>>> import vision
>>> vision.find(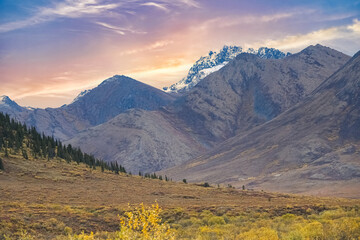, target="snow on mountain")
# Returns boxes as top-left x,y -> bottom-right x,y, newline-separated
163,46 -> 291,93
